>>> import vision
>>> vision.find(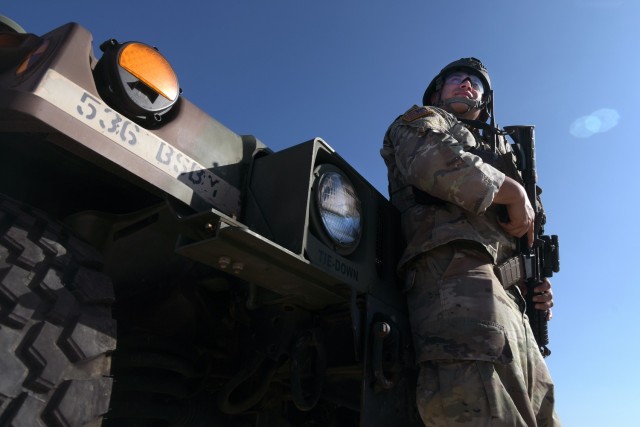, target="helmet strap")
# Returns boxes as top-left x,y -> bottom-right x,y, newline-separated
487,89 -> 496,127
441,97 -> 485,111
438,97 -> 485,119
